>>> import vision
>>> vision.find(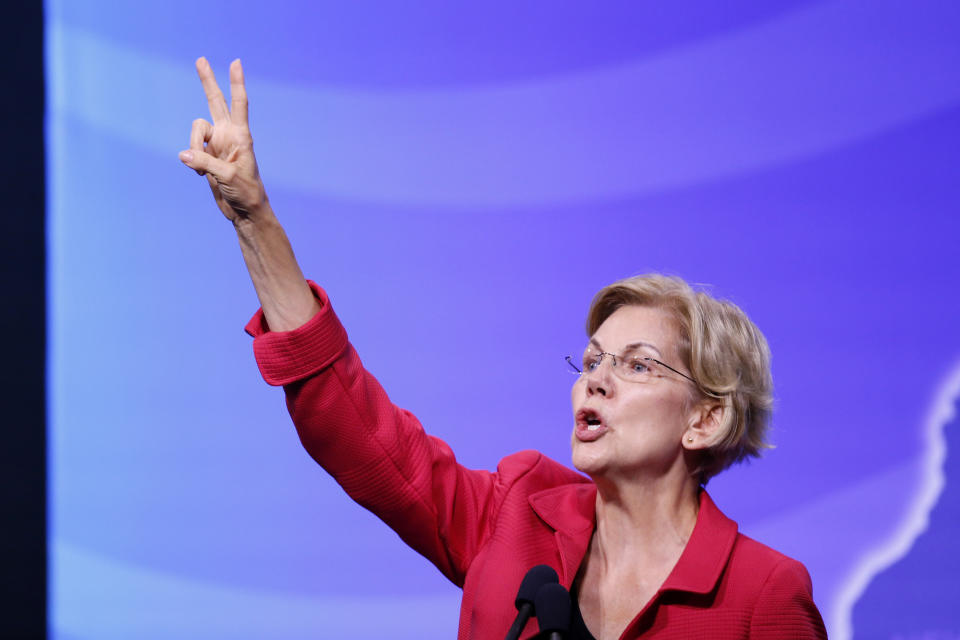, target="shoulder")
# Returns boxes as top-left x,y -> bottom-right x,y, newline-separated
495,450 -> 591,491
728,534 -> 813,589
726,535 -> 827,638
